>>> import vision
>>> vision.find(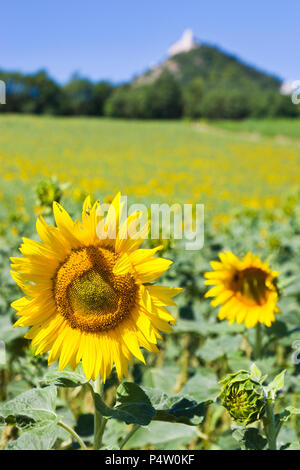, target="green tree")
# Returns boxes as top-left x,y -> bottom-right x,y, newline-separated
105,72 -> 183,119
147,71 -> 183,119
63,76 -> 96,115
268,93 -> 298,118
183,77 -> 204,118
200,88 -> 251,119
